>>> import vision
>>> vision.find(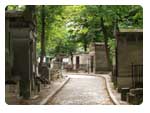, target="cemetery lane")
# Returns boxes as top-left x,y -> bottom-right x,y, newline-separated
47,74 -> 113,105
